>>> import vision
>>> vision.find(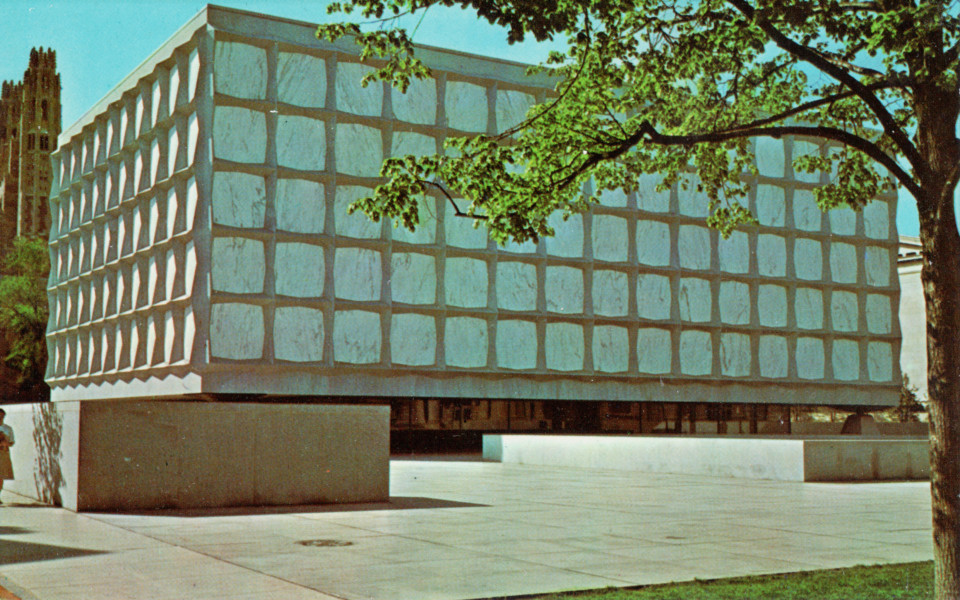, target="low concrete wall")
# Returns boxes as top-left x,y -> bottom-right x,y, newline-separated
483,434 -> 929,481
2,401 -> 390,511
